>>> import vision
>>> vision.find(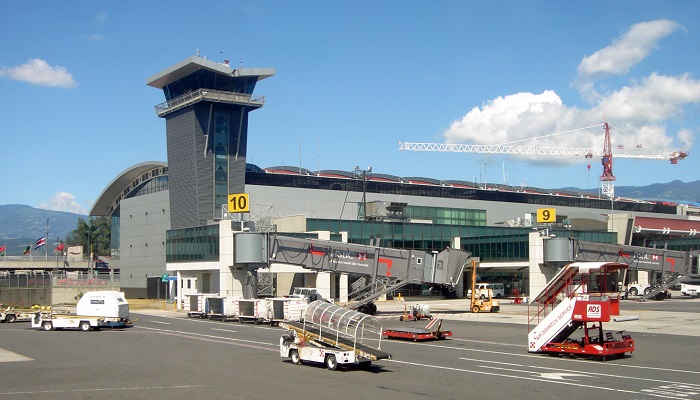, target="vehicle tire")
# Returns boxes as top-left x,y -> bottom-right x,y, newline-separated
491,306 -> 500,313
399,316 -> 404,321
290,349 -> 301,365
472,305 -> 480,313
643,287 -> 652,296
325,354 -> 338,371
496,294 -> 502,299
80,321 -> 91,331
5,314 -> 16,323
42,321 -> 53,331
628,287 -> 638,297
